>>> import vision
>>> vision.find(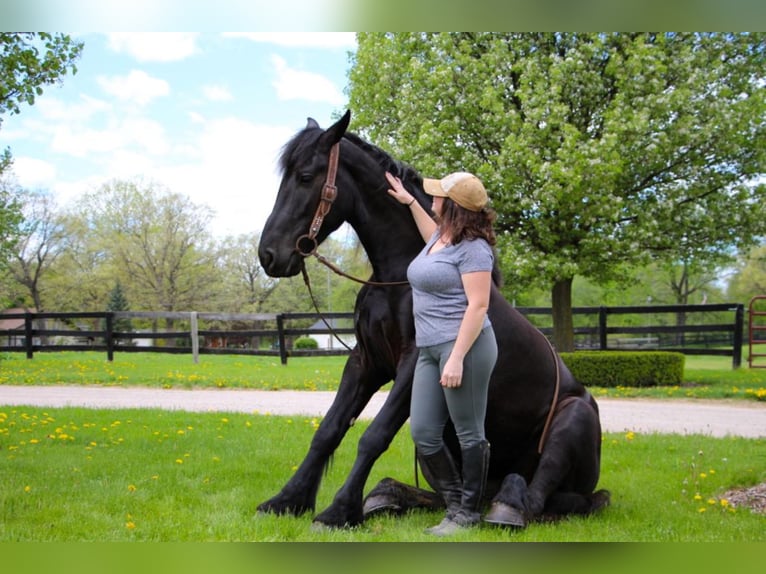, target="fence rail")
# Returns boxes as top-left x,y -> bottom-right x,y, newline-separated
0,303 -> 745,367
